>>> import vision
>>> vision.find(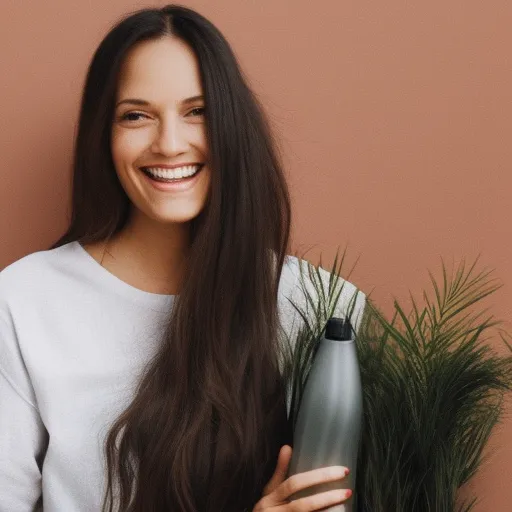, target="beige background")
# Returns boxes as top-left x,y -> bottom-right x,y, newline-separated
1,1 -> 510,508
